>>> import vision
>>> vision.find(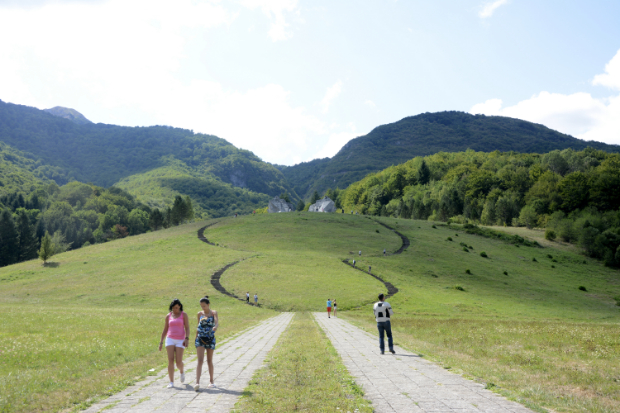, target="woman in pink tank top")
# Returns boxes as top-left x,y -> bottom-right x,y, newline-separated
159,298 -> 190,388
